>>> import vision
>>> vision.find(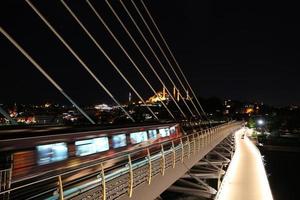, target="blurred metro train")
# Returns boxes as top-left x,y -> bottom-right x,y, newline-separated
0,122 -> 183,183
